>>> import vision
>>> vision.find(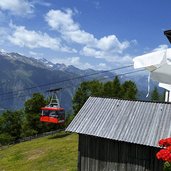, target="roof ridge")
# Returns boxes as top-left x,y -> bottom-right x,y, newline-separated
90,96 -> 171,105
